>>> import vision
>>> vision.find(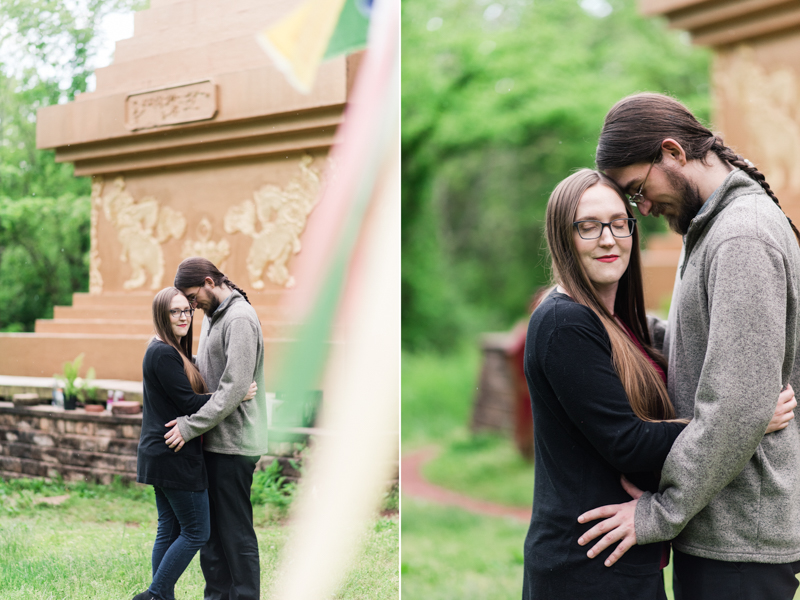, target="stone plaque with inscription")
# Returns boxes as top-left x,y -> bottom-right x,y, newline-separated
125,80 -> 217,131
